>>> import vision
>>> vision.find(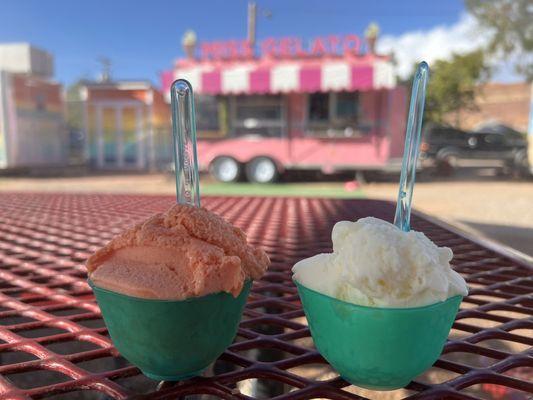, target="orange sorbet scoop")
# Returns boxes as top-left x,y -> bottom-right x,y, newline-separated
87,204 -> 270,300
